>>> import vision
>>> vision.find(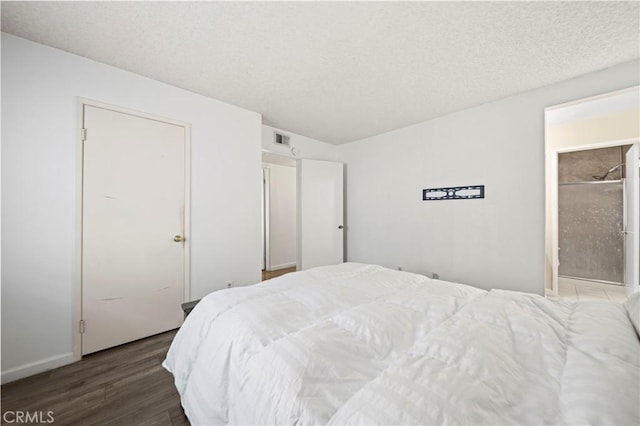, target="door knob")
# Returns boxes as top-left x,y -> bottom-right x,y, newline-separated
174,235 -> 185,242
338,225 -> 344,229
